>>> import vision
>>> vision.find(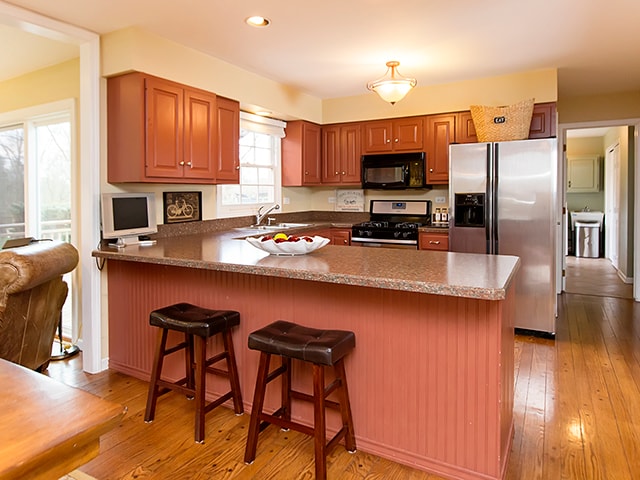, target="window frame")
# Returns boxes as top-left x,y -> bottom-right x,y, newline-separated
217,112 -> 286,218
